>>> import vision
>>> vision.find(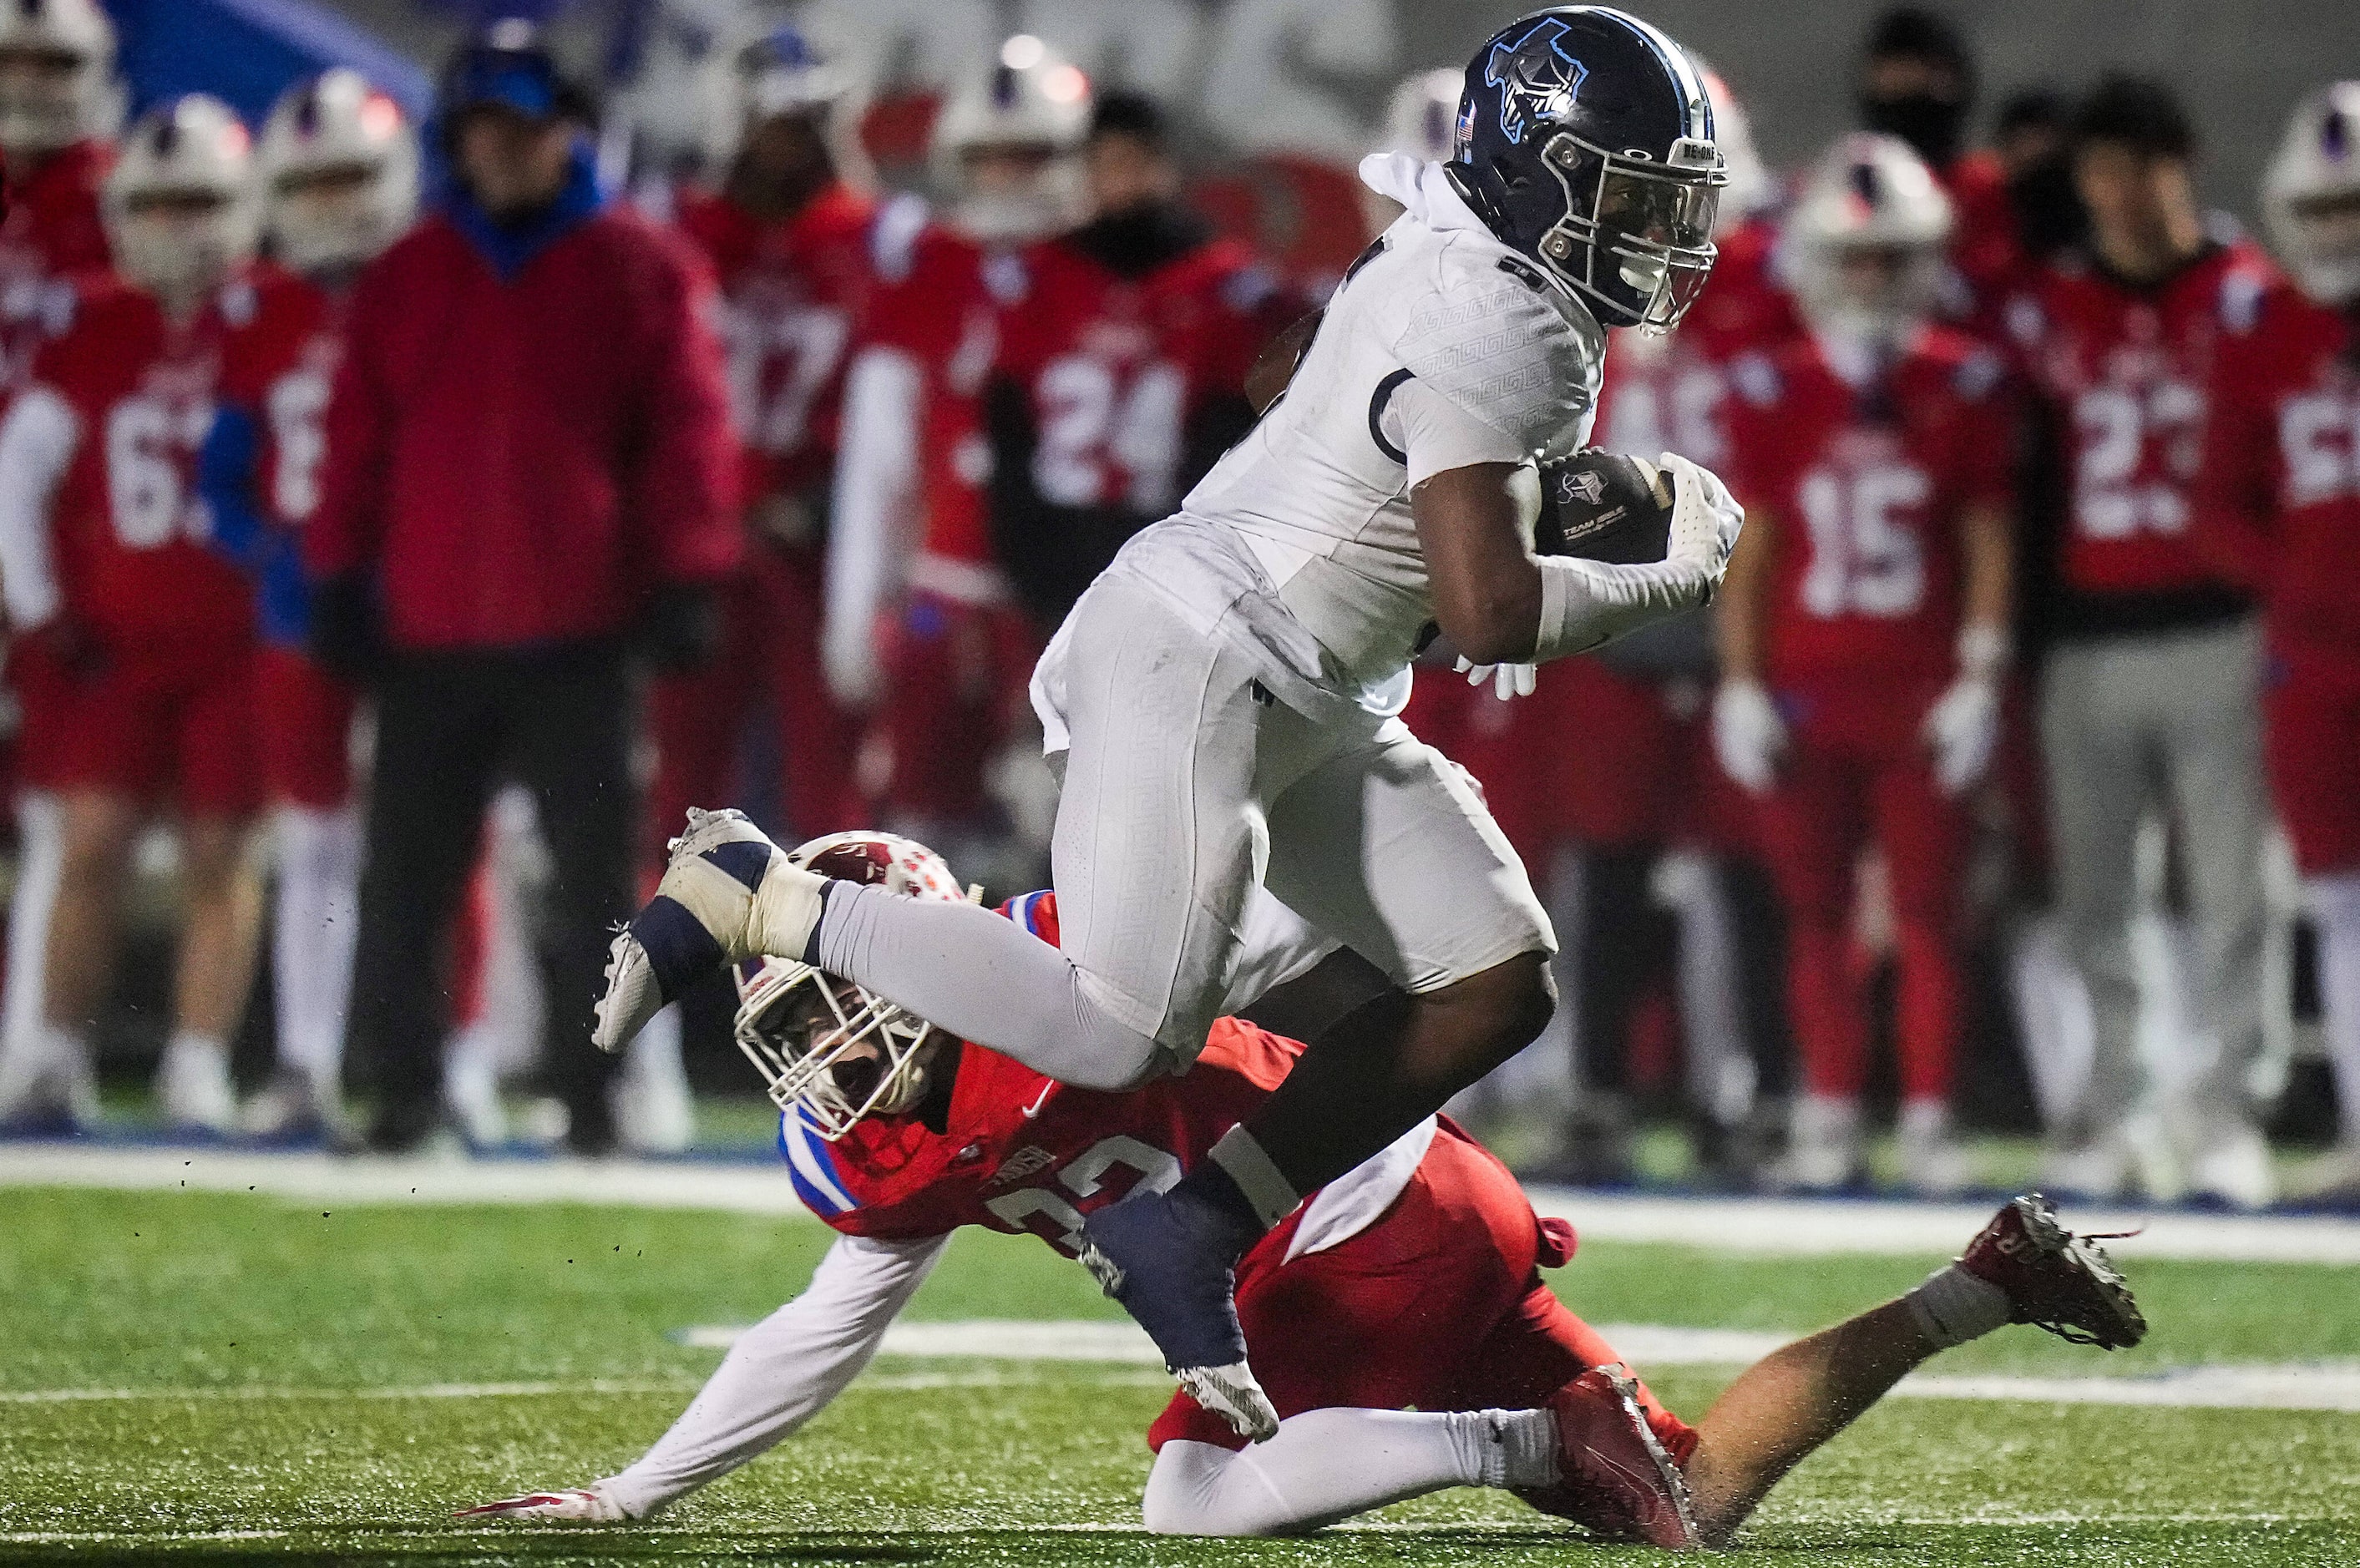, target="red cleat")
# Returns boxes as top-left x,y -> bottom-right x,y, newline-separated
1515,1364 -> 1699,1549
1958,1192 -> 2147,1349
